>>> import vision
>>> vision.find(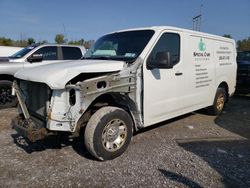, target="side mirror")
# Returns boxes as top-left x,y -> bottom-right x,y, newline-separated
147,51 -> 173,70
27,54 -> 43,63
